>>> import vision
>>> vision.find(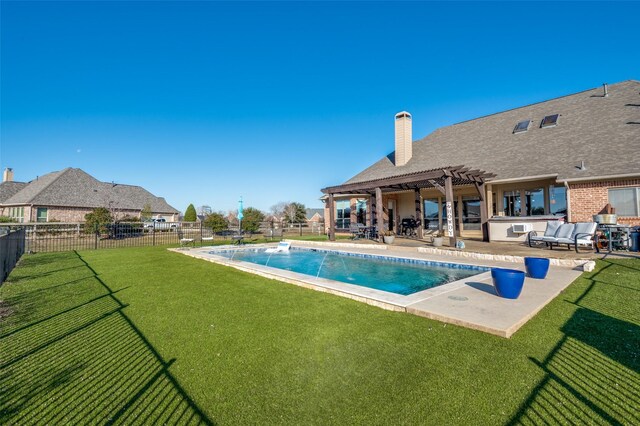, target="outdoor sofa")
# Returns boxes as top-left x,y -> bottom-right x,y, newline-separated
528,221 -> 599,253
